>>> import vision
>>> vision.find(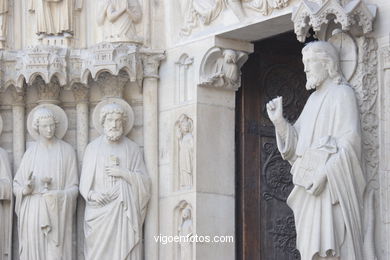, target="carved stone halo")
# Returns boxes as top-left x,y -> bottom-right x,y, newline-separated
92,98 -> 134,136
27,104 -> 69,140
